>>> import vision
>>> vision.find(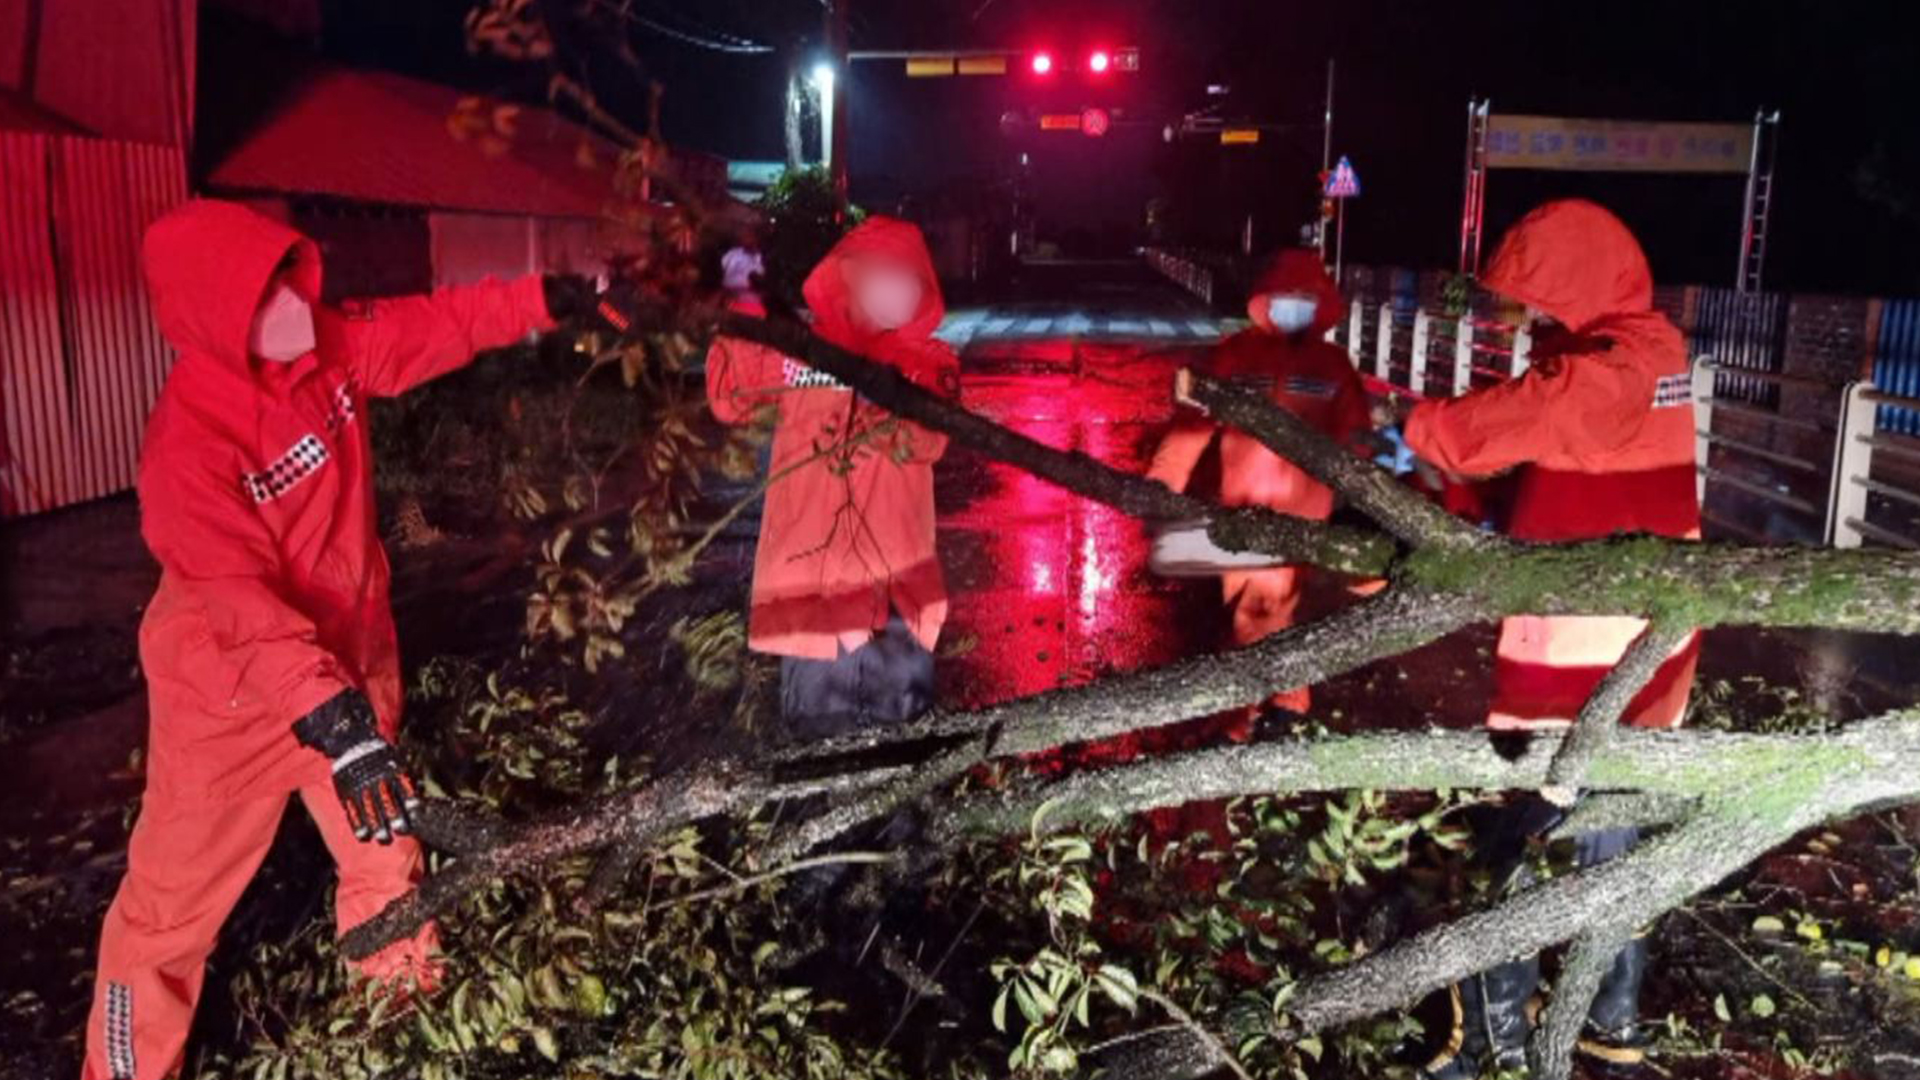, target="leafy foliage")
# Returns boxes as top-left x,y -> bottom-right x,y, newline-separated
756,166 -> 863,311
